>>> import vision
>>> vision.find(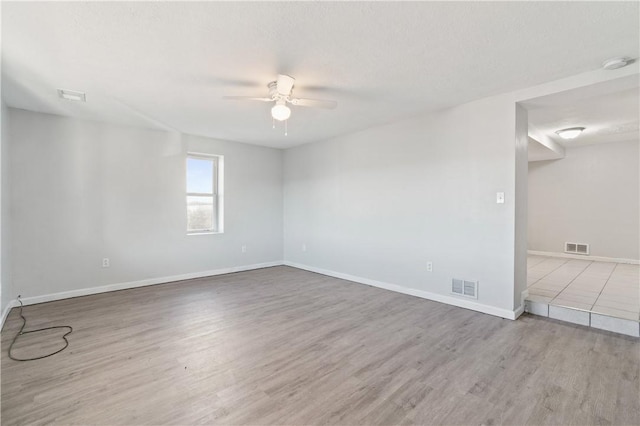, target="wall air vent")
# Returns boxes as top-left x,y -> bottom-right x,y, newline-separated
452,279 -> 463,295
565,242 -> 589,255
452,279 -> 478,299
